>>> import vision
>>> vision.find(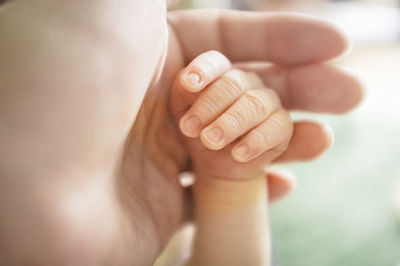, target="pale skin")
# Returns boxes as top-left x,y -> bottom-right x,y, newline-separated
171,50 -> 293,266
0,0 -> 363,265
